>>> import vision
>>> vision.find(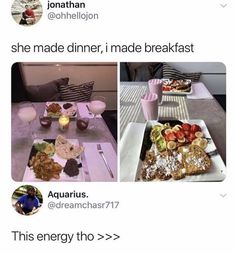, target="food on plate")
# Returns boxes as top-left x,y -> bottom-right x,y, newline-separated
29,152 -> 63,181
63,104 -> 77,117
34,142 -> 55,156
63,103 -> 73,109
46,103 -> 62,117
63,158 -> 81,177
55,135 -> 84,159
139,121 -> 212,181
181,145 -> 211,175
162,79 -> 191,93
